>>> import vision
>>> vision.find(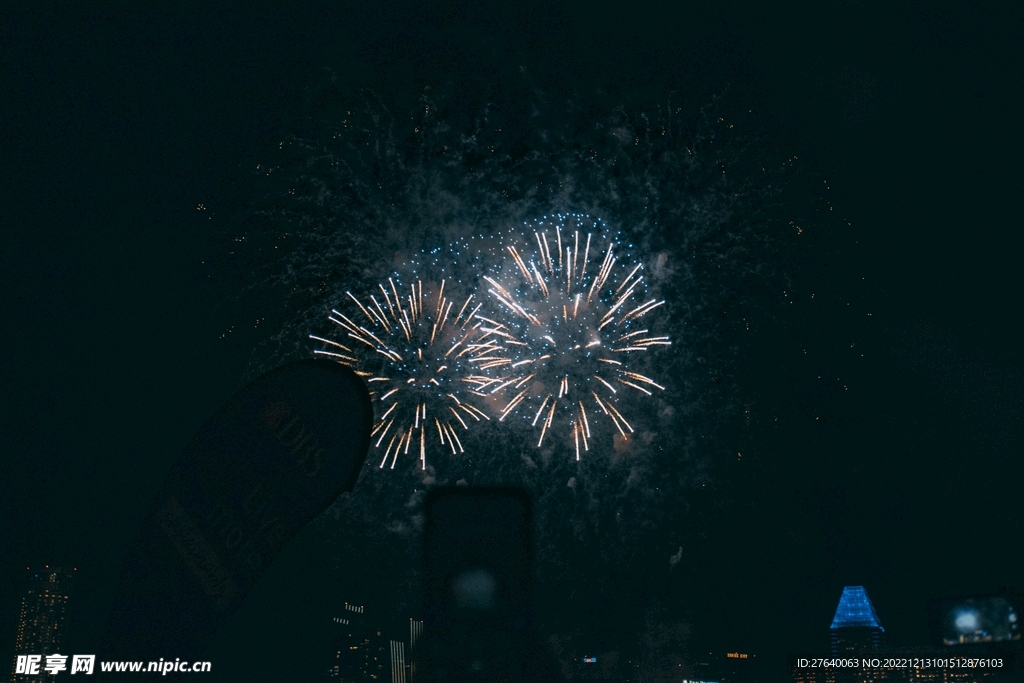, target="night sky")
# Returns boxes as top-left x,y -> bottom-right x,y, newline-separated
2,3 -> 1022,681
